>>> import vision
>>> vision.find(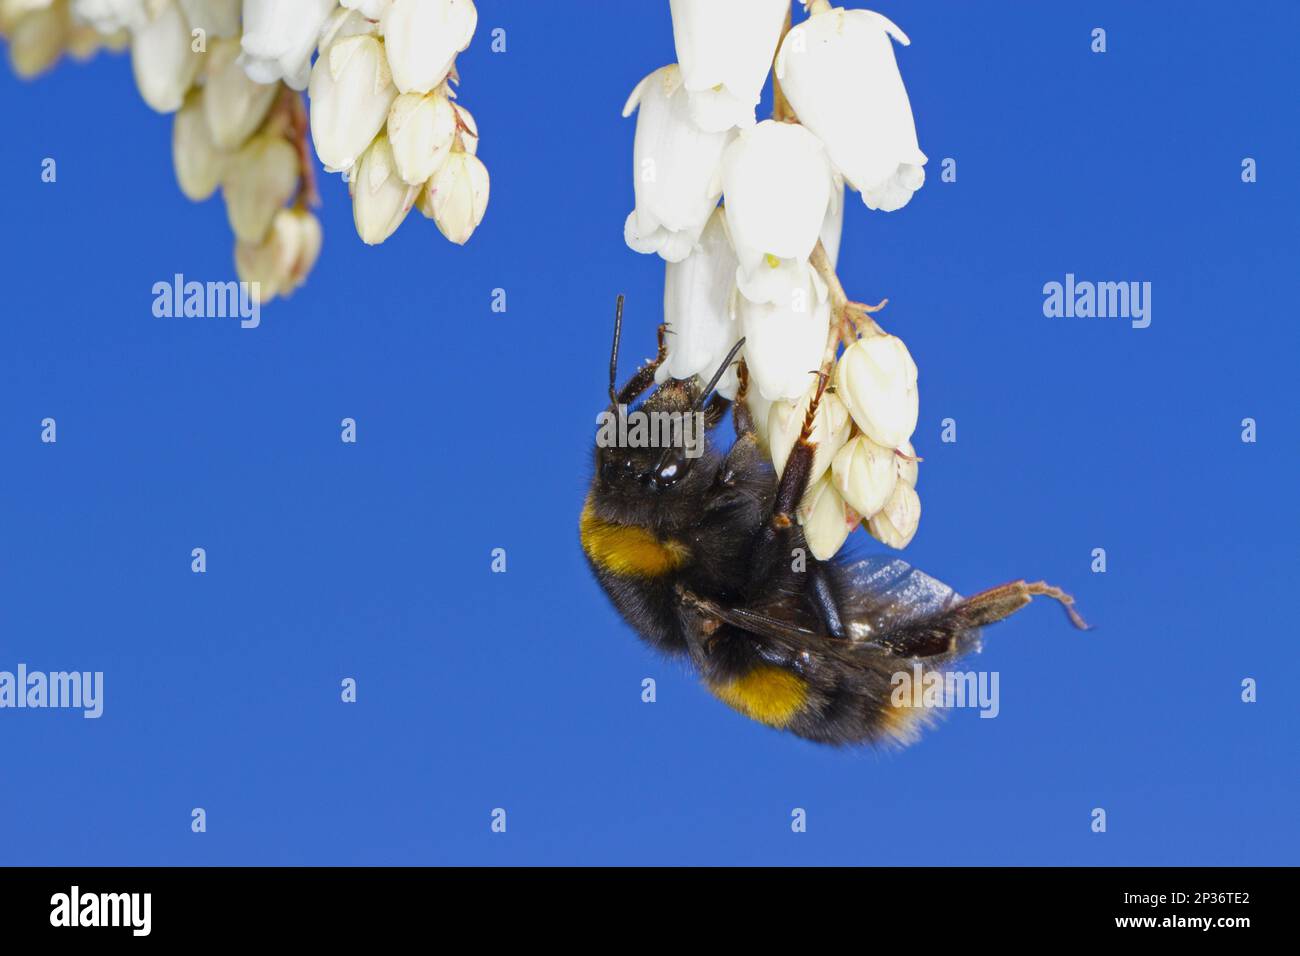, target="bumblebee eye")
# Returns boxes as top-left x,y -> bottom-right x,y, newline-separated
652,451 -> 687,489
